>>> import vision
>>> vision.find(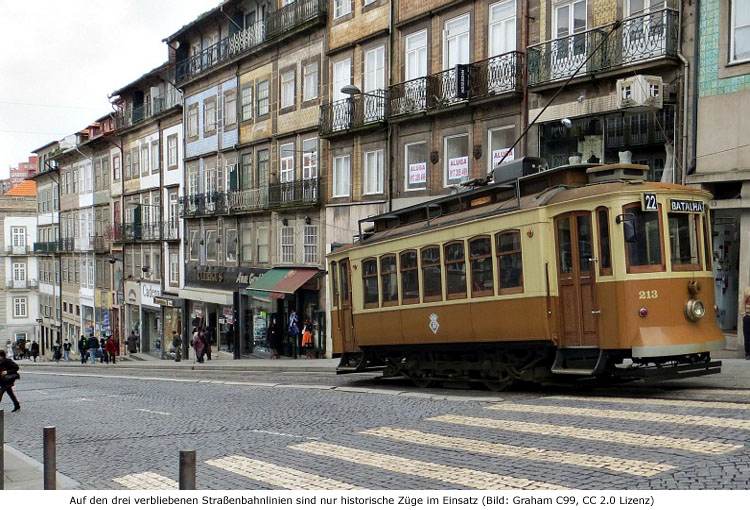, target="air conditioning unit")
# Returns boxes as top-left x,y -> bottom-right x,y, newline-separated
616,75 -> 663,111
